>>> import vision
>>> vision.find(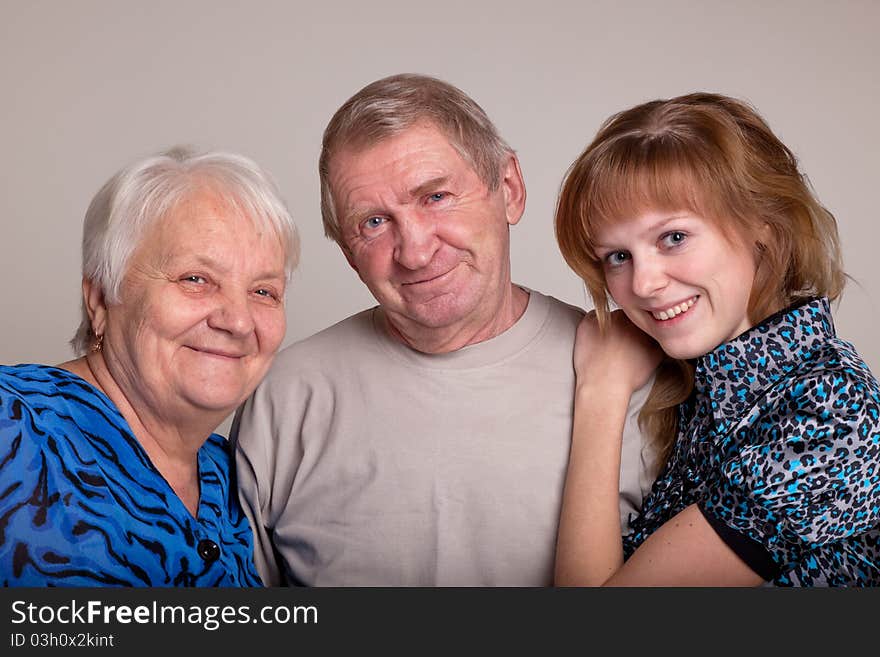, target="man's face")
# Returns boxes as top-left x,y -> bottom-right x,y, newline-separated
329,123 -> 525,346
